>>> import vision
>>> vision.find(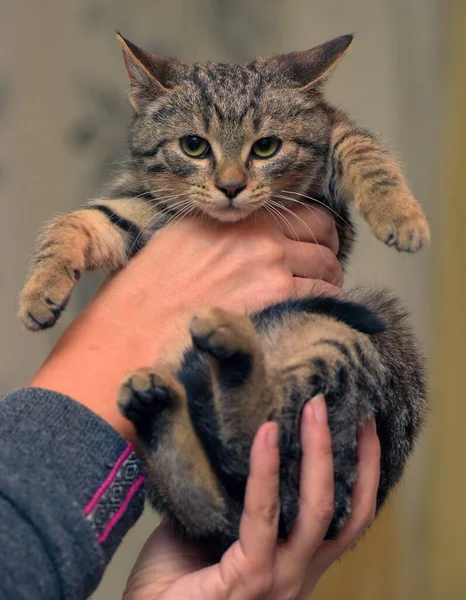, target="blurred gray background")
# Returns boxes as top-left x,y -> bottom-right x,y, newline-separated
1,0 -> 456,598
